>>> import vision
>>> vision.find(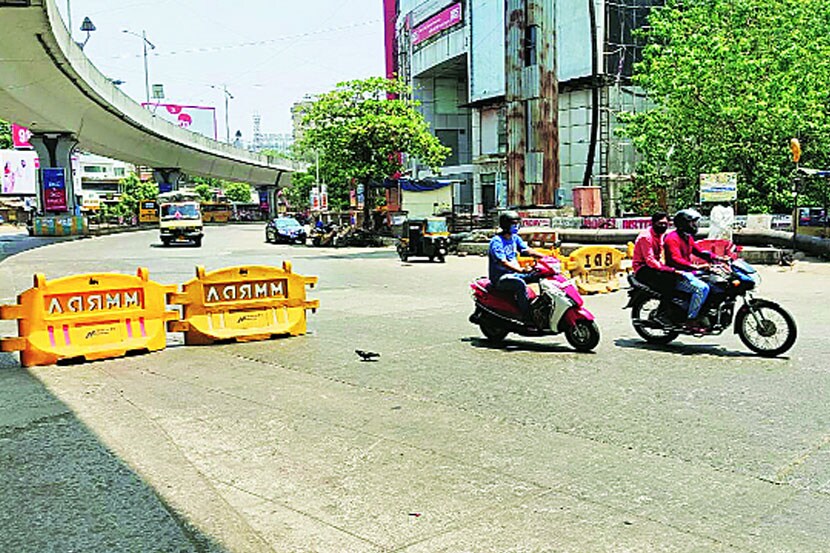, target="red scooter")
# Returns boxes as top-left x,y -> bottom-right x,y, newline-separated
469,256 -> 600,352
